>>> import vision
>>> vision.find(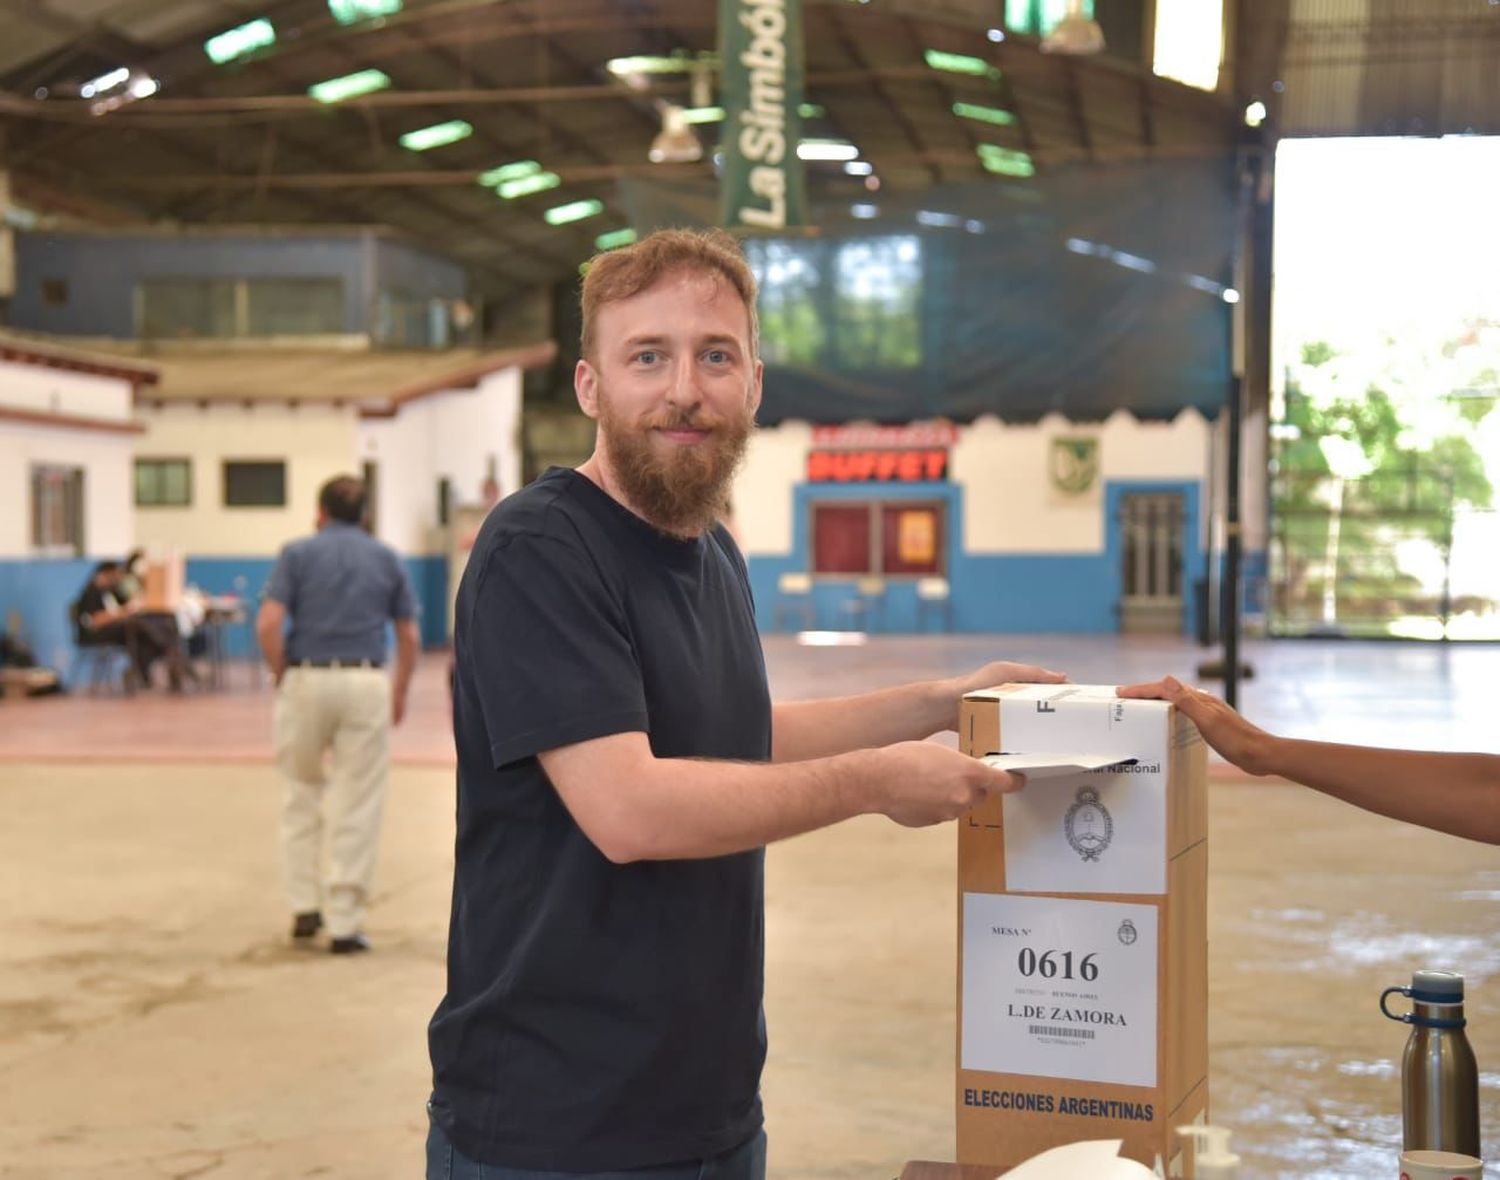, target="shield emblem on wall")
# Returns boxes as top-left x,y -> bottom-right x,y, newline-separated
1050,436 -> 1100,495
